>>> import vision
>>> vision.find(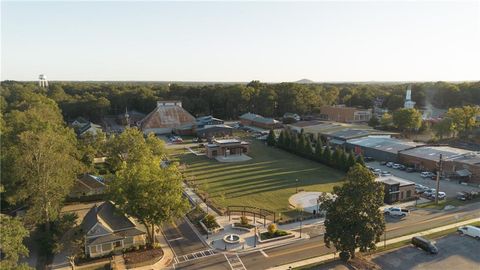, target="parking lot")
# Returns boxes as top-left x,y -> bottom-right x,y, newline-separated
367,161 -> 479,199
372,233 -> 480,269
